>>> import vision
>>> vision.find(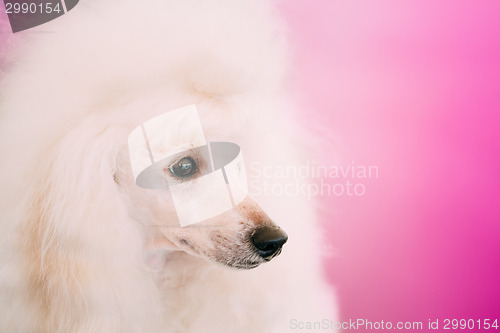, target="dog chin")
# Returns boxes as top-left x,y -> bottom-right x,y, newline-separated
217,260 -> 263,270
213,249 -> 284,270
